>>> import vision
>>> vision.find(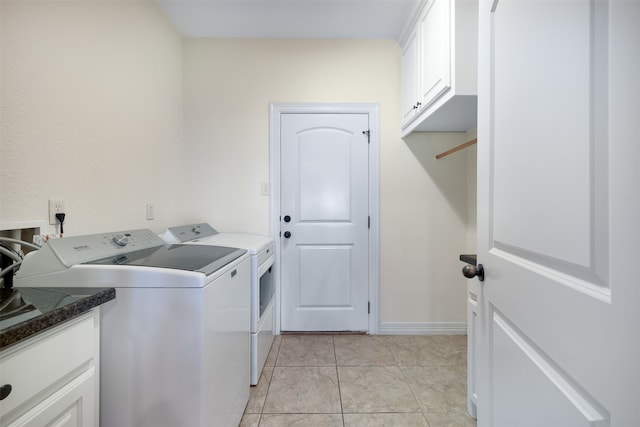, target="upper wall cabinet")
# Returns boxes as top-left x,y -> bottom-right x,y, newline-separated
400,0 -> 478,136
